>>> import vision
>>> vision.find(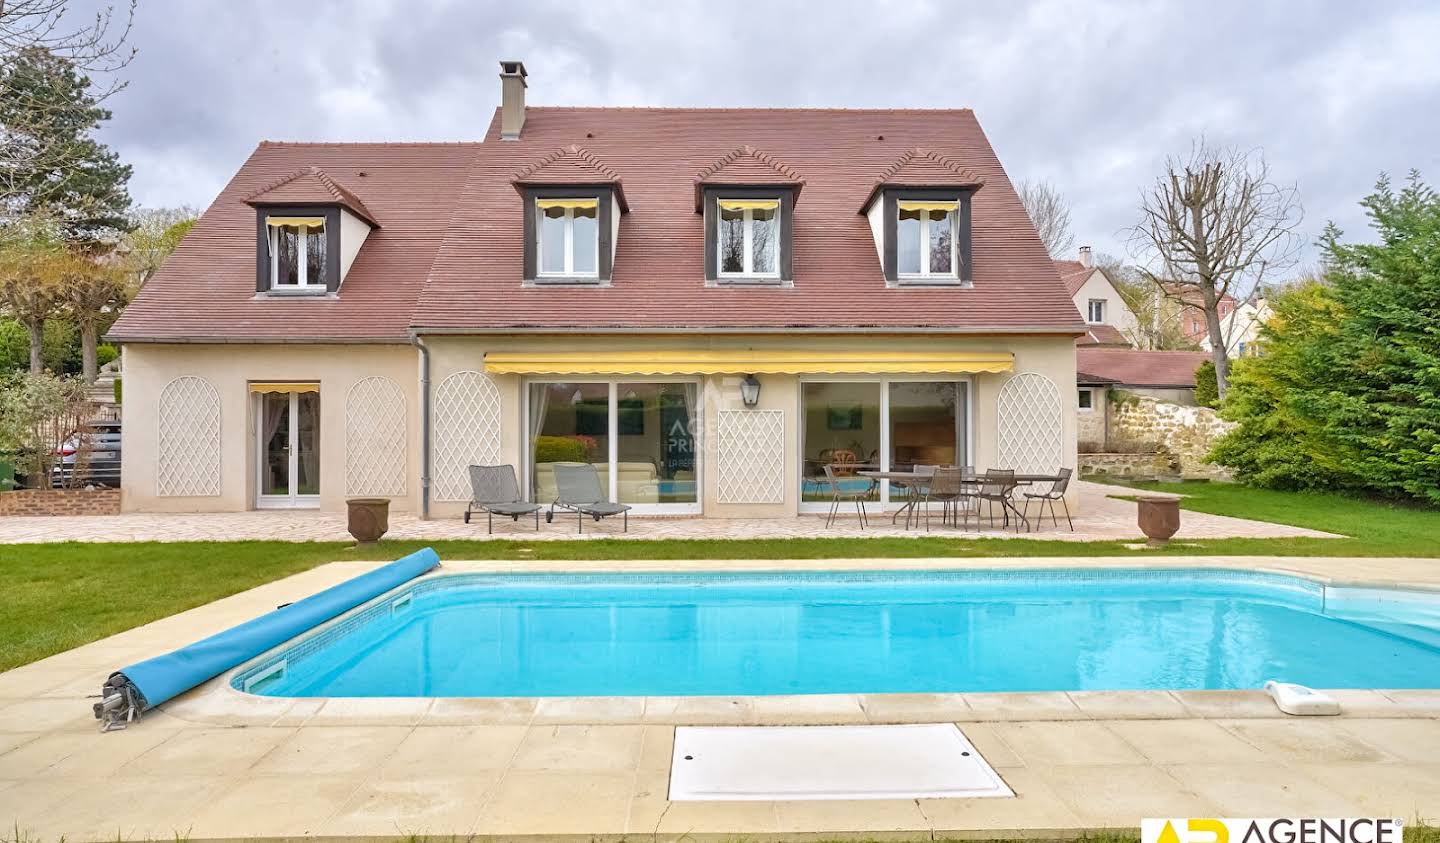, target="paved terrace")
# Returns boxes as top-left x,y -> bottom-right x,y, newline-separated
0,481 -> 1334,543
2,556 -> 1439,840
